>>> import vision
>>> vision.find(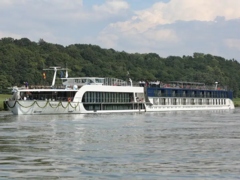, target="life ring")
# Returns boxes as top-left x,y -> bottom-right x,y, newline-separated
68,97 -> 71,102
